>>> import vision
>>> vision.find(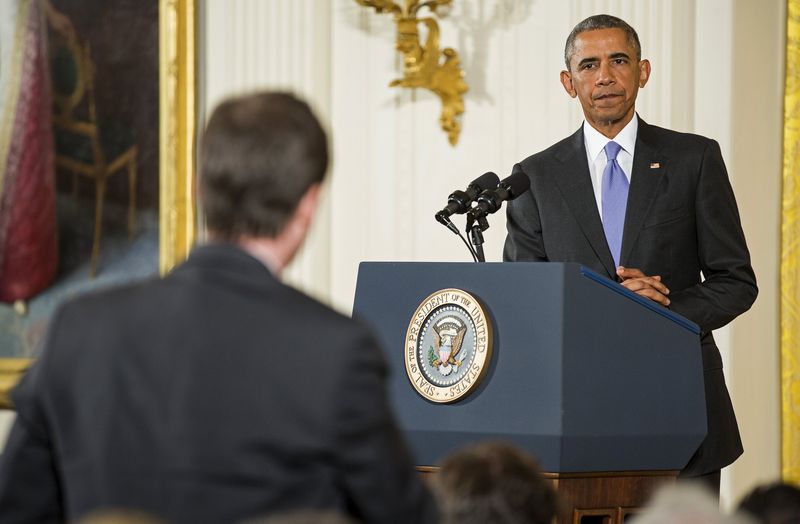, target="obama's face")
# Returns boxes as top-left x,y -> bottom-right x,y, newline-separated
560,28 -> 650,137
